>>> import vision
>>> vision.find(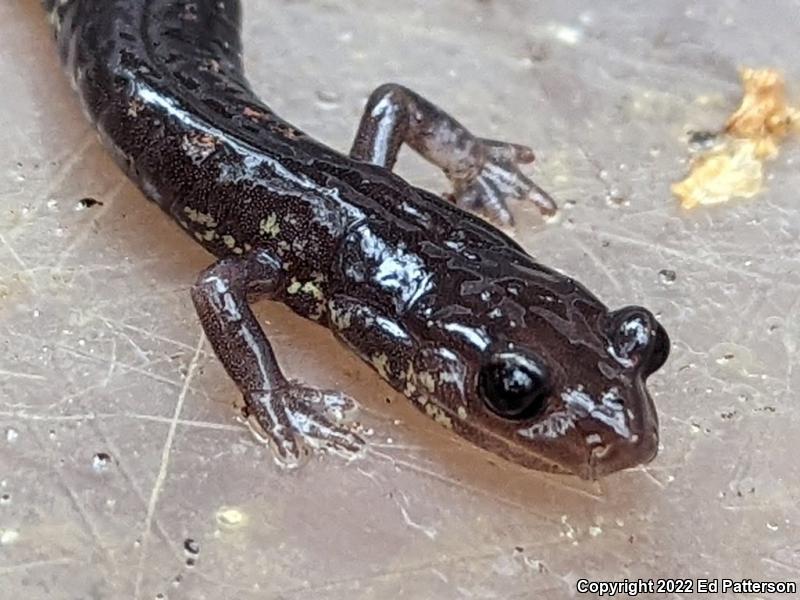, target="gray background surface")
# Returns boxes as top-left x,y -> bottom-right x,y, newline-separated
1,1 -> 798,598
